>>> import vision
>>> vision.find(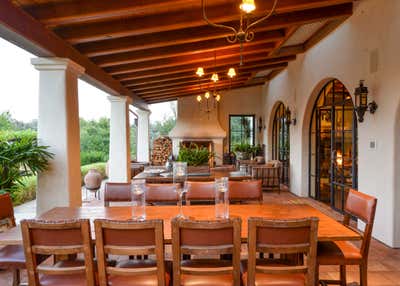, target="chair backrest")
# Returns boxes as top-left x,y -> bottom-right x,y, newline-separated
229,180 -> 262,203
185,181 -> 215,203
21,219 -> 95,286
146,183 -> 179,204
343,189 -> 377,259
171,217 -> 242,286
247,217 -> 319,286
104,182 -> 131,206
251,165 -> 281,189
0,193 -> 16,228
94,219 -> 166,286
